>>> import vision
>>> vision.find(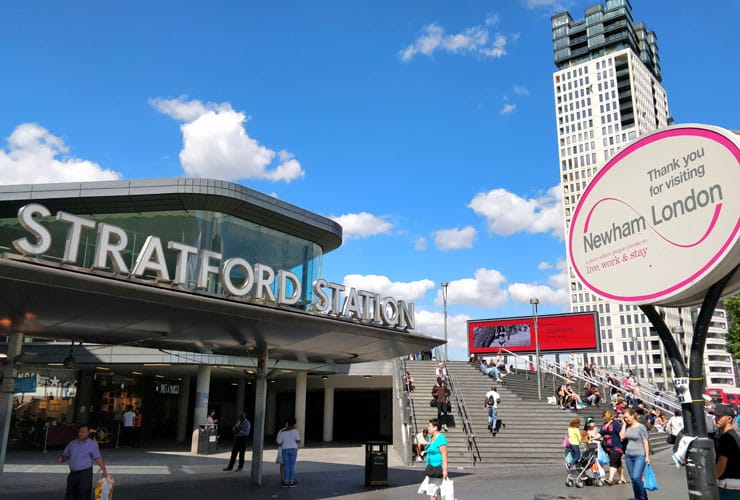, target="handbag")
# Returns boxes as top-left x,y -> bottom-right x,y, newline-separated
562,434 -> 569,448
643,464 -> 659,491
430,399 -> 438,407
440,478 -> 454,500
425,464 -> 444,478
666,433 -> 676,445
